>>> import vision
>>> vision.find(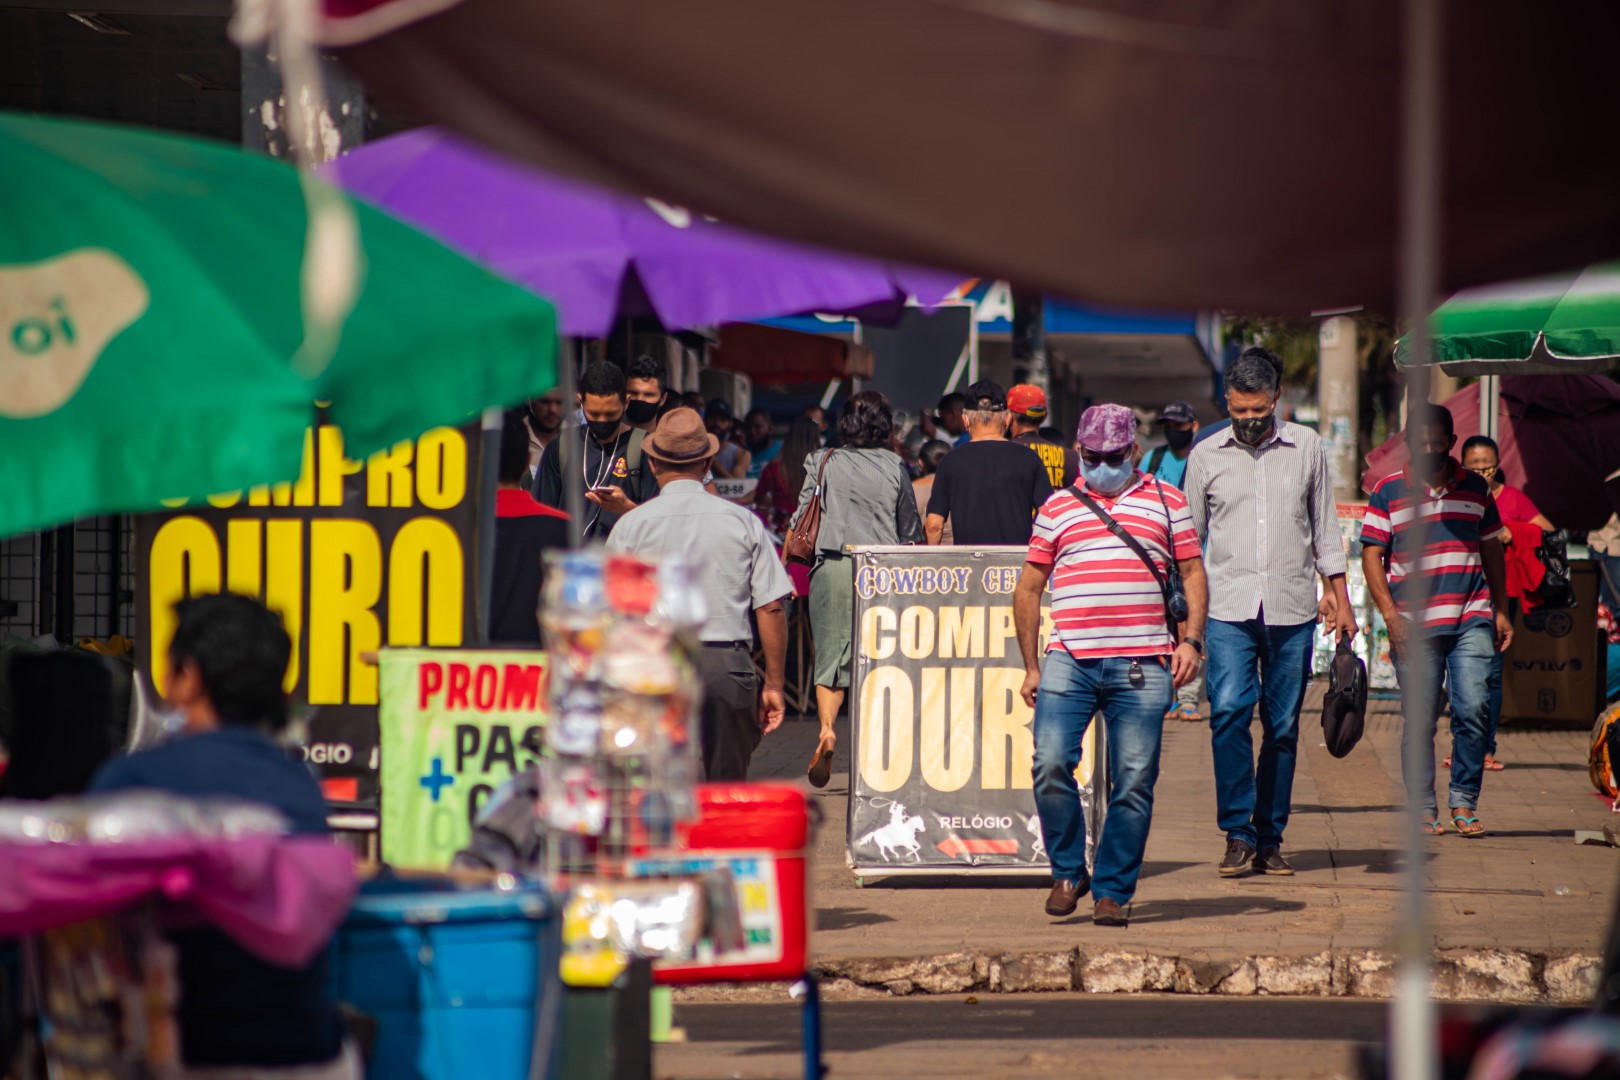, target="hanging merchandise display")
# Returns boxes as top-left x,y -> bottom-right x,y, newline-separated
536,548 -> 704,880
